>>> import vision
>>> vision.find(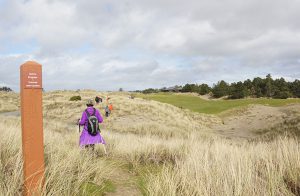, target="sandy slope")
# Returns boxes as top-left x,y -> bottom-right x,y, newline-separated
1,91 -> 299,141
212,104 -> 300,139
